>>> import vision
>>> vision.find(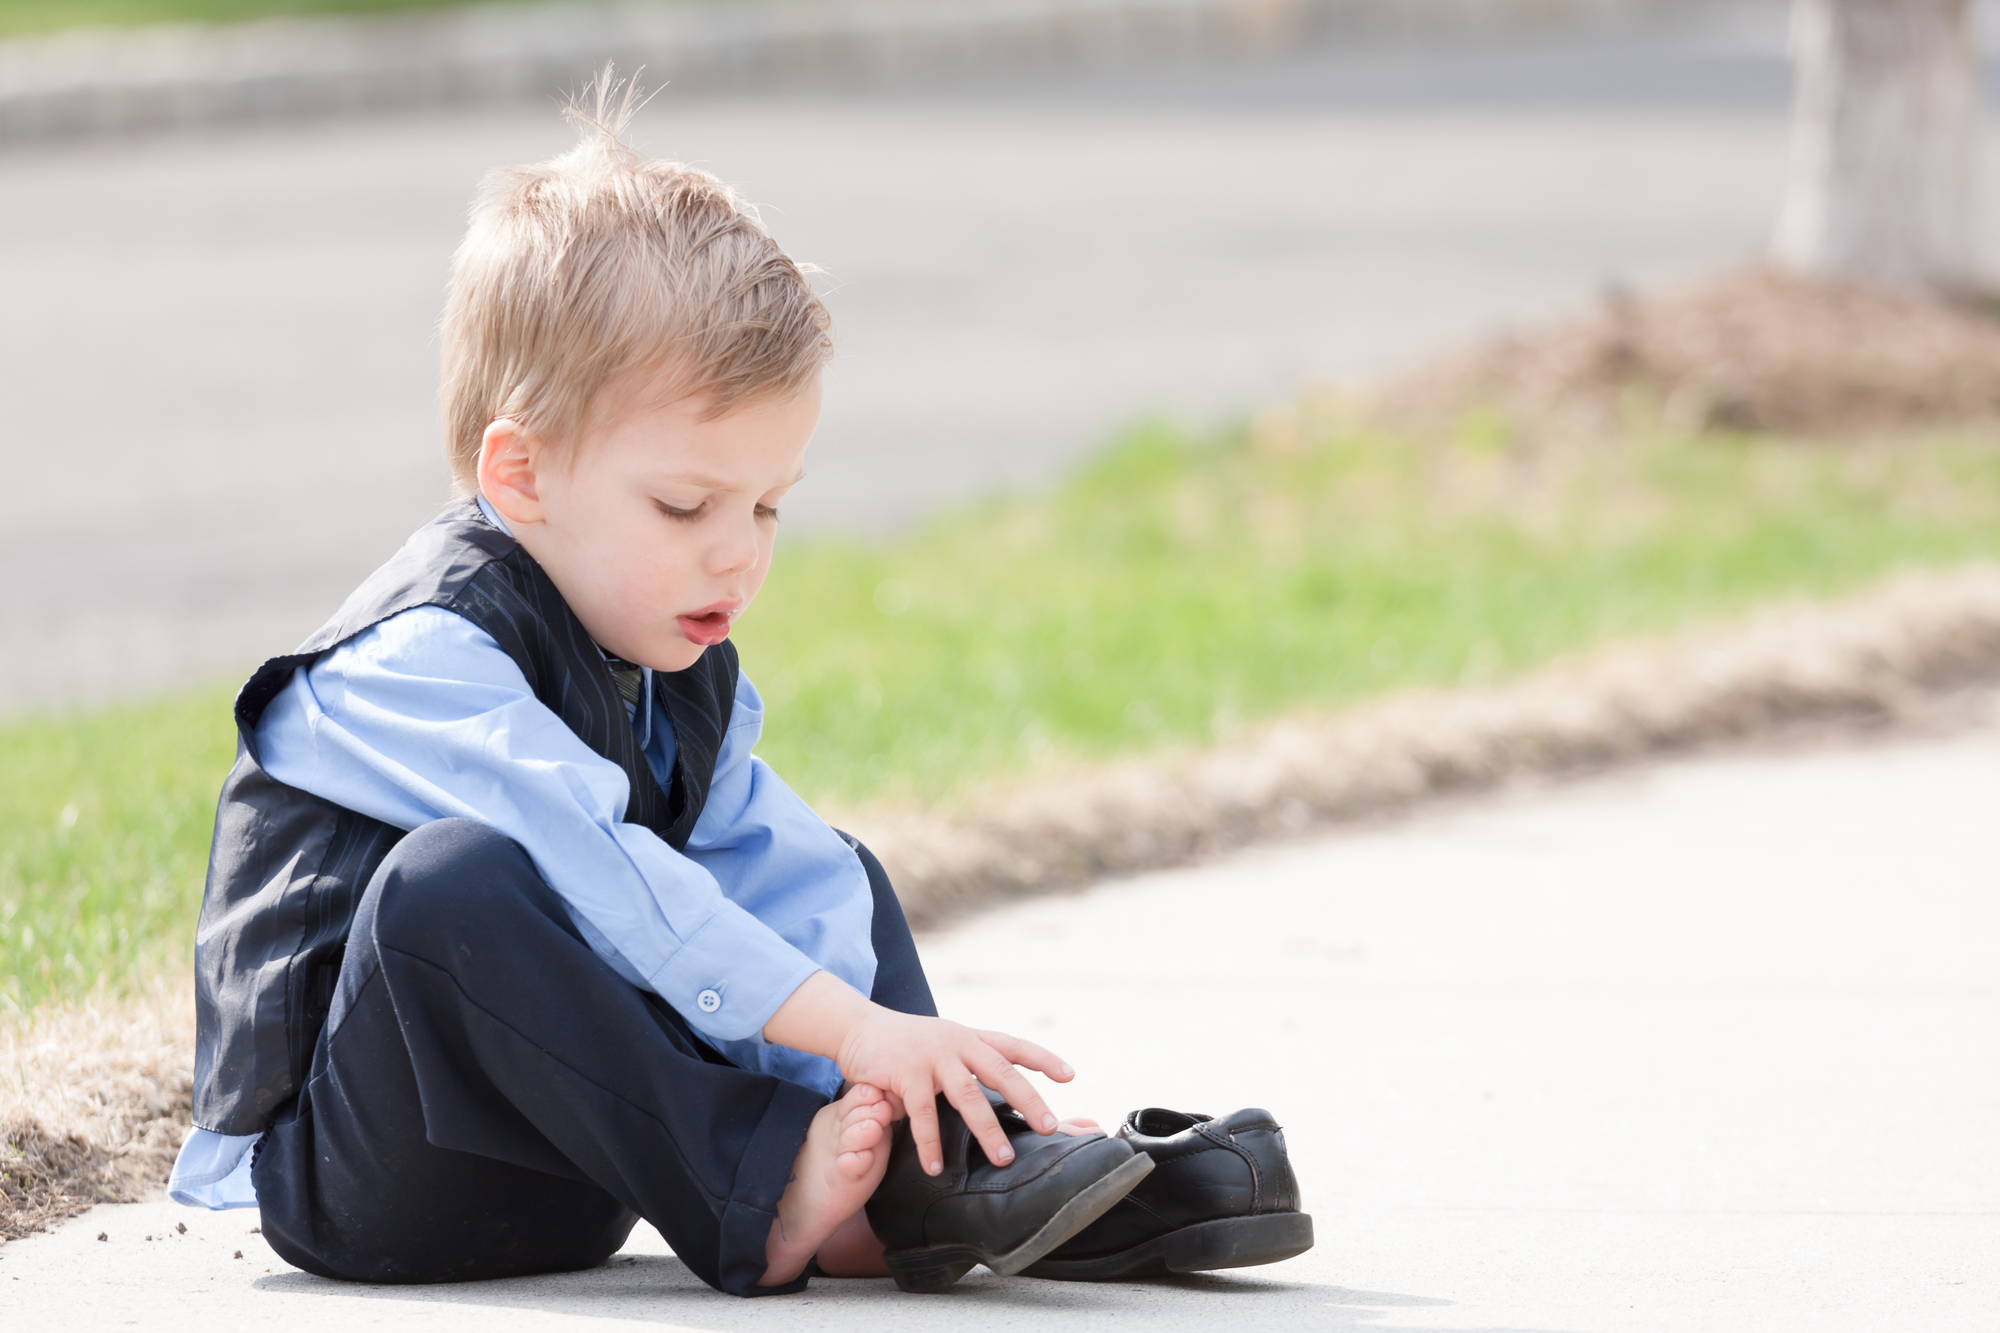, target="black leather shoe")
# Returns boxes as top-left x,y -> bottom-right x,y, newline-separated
1021,1107 -> 1314,1281
865,1095 -> 1155,1292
